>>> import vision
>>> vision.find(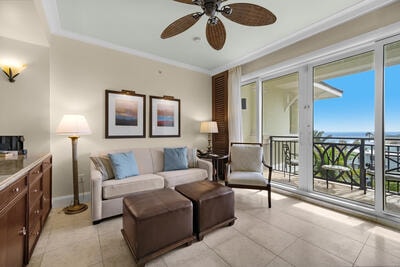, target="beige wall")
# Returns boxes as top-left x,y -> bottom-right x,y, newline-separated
50,36 -> 211,197
0,36 -> 50,154
242,1 -> 400,75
